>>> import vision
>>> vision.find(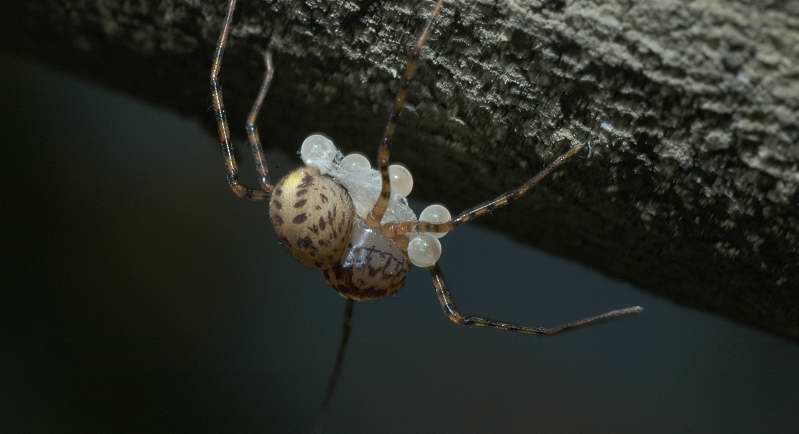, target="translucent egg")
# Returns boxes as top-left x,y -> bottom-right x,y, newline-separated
389,164 -> 413,197
419,204 -> 452,238
340,152 -> 371,173
407,233 -> 442,268
300,134 -> 336,172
